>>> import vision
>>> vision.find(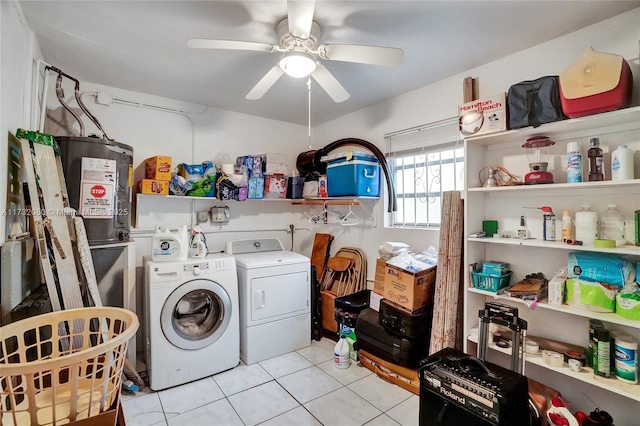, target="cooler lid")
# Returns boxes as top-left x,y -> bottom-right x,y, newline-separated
320,150 -> 377,163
